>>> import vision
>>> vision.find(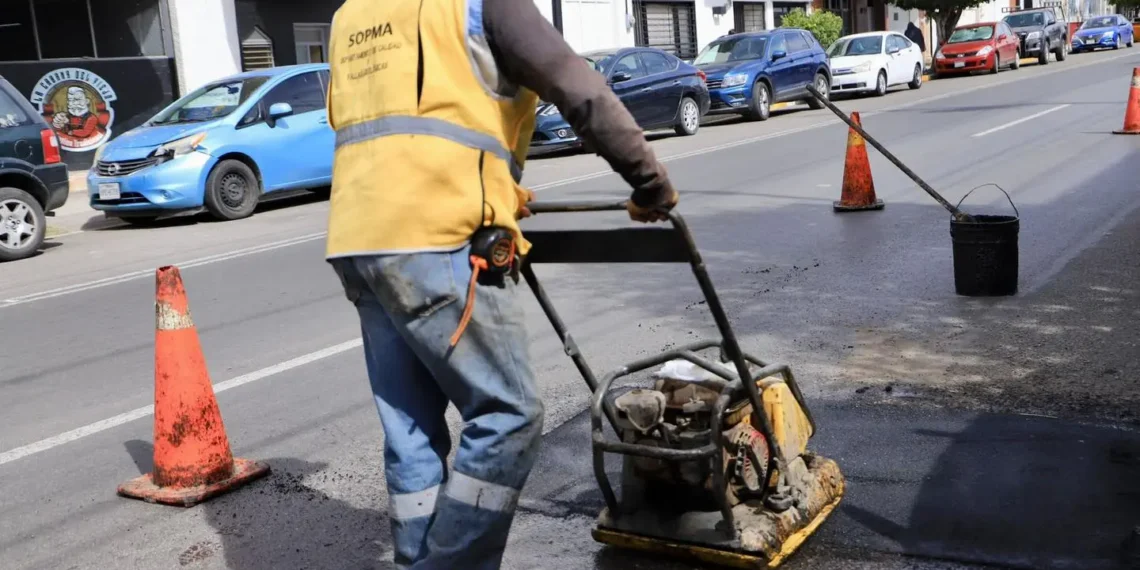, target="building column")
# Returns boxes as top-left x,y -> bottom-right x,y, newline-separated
765,1 -> 776,30
167,0 -> 242,96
